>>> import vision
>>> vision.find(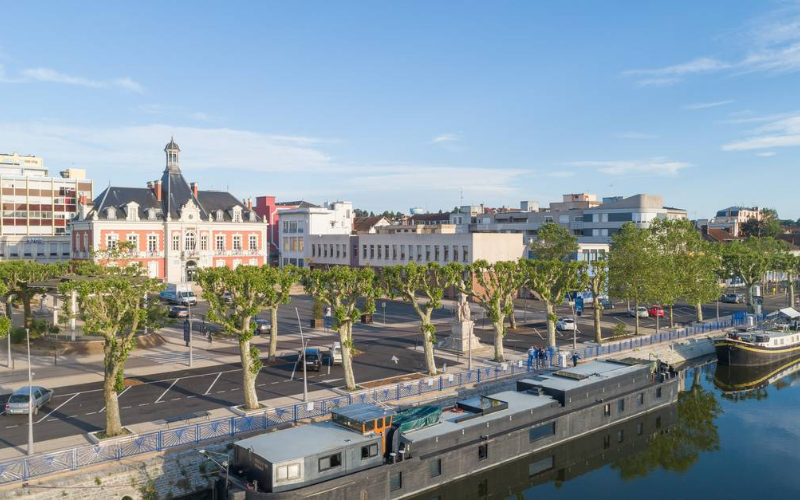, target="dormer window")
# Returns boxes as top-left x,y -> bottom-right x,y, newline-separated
248,211 -> 256,222
106,207 -> 117,220
232,207 -> 242,223
125,202 -> 139,221
216,209 -> 224,222
147,208 -> 157,220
